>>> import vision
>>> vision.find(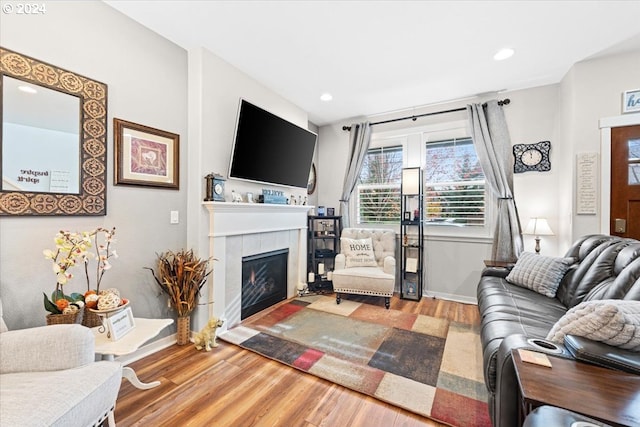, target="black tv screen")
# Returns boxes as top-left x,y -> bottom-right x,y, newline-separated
229,99 -> 317,189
